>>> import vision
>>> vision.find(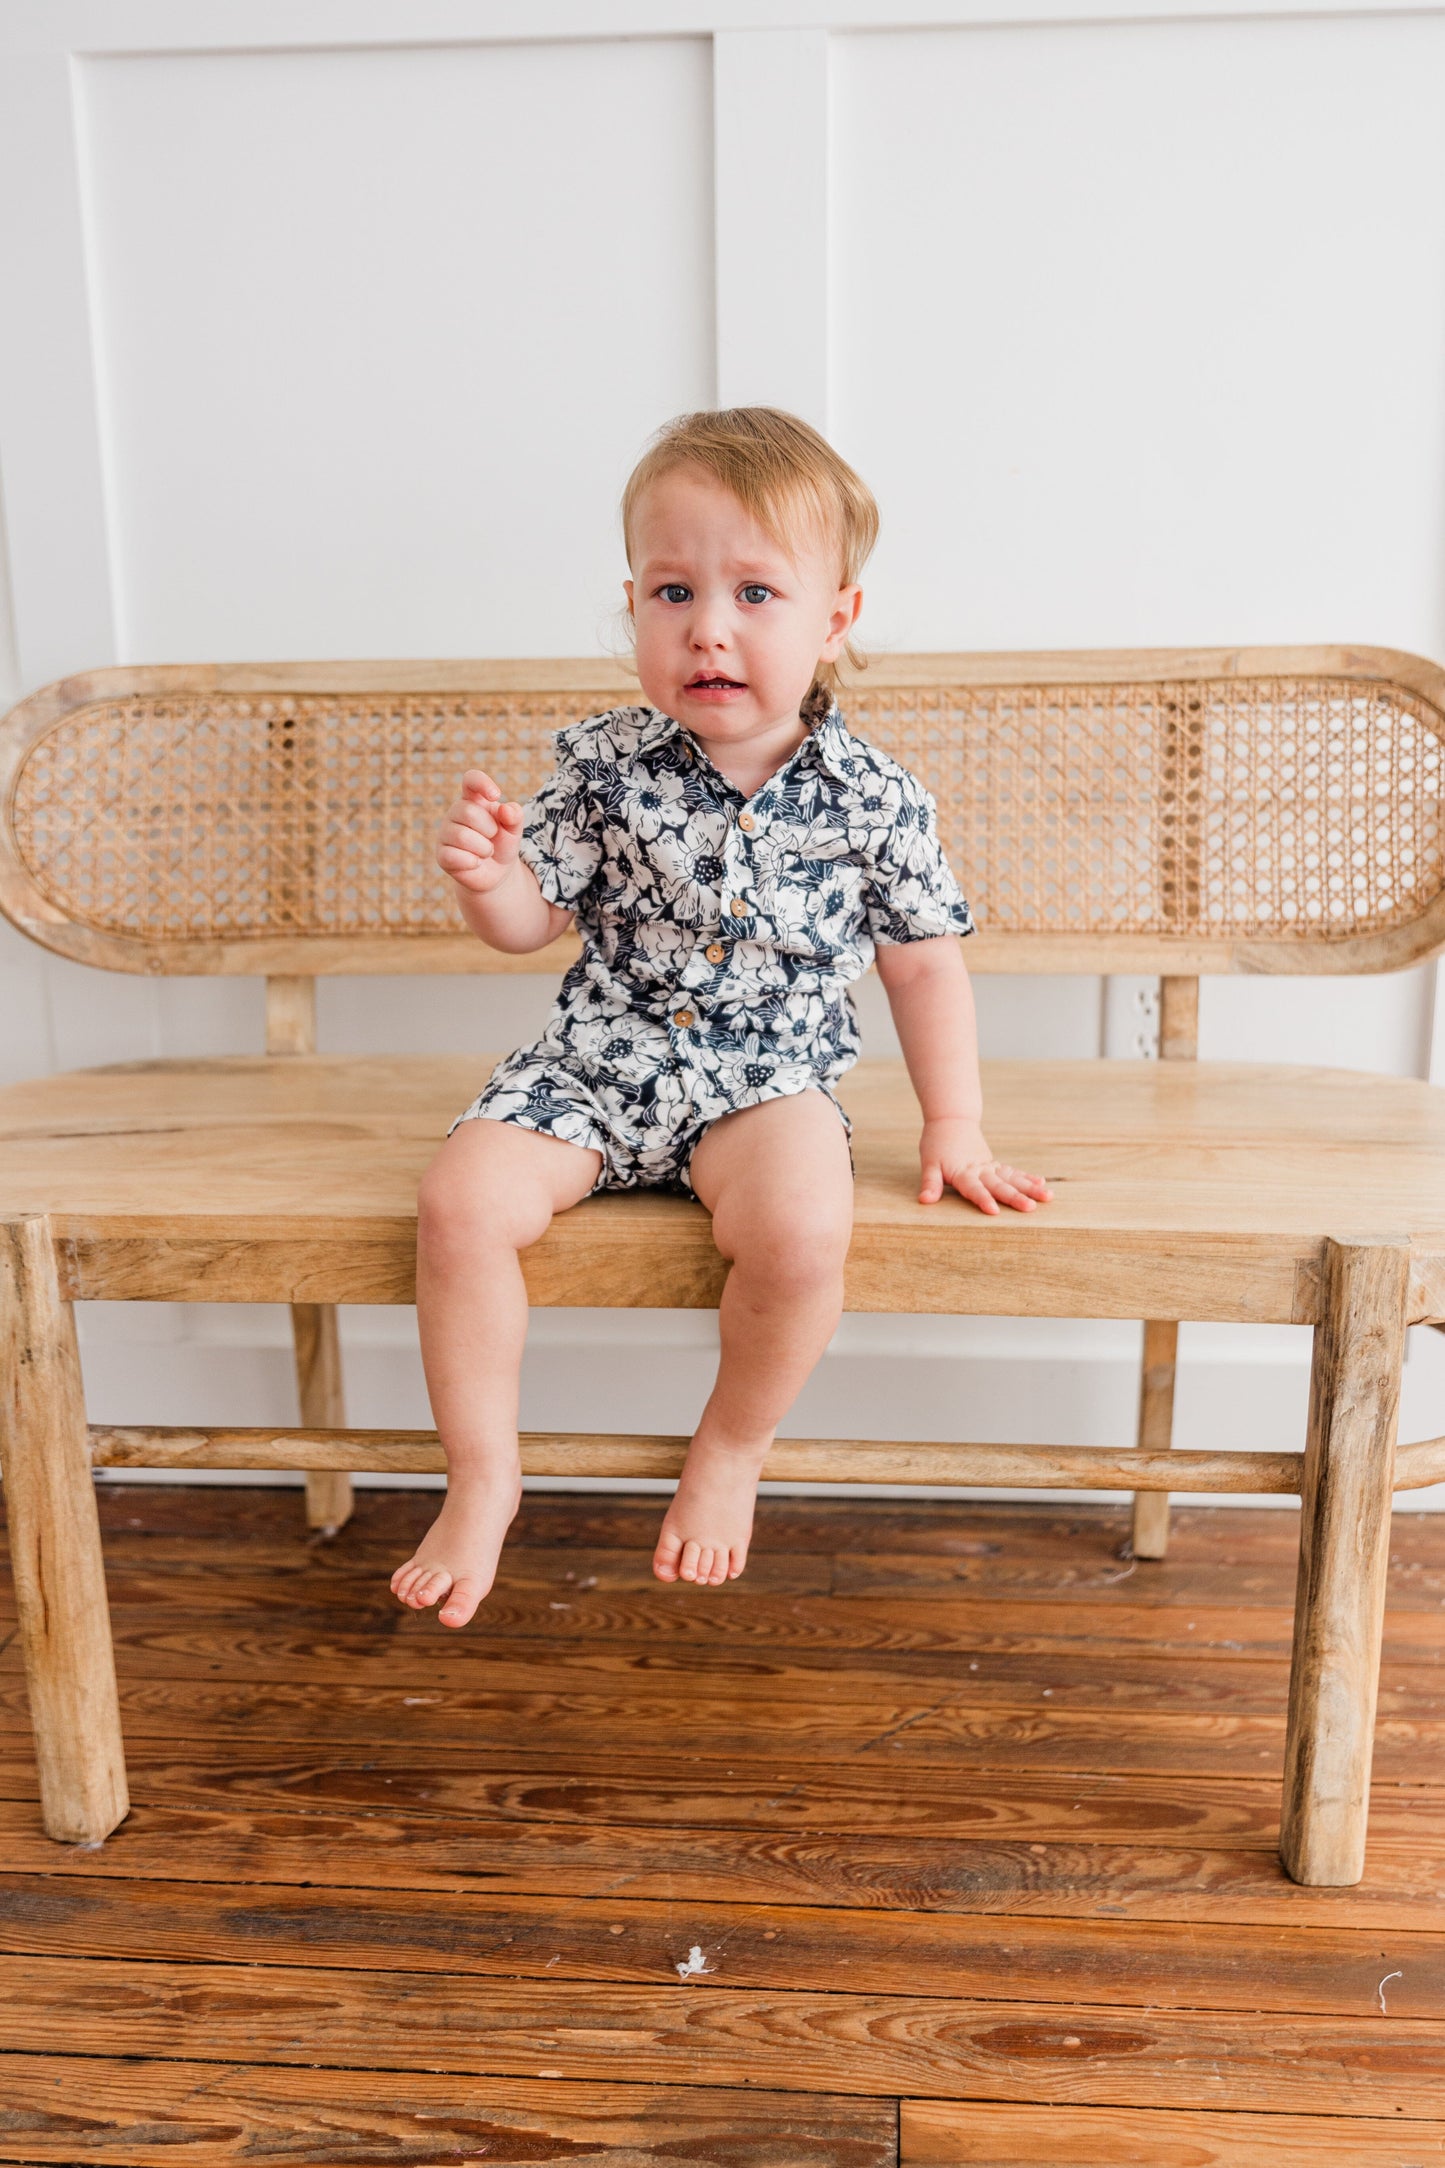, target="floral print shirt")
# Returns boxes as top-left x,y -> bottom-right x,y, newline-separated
515,701 -> 974,1117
